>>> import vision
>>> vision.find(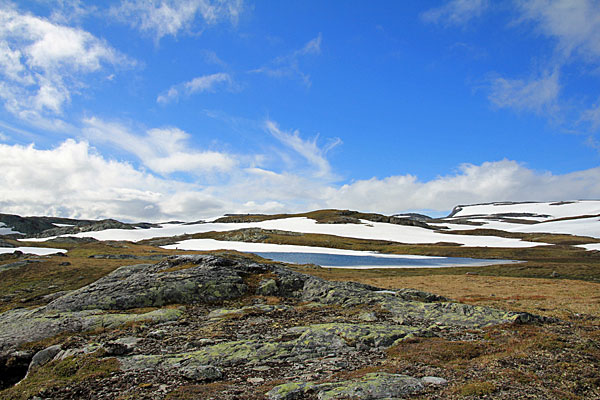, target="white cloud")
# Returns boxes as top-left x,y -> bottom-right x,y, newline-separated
250,33 -> 322,87
581,101 -> 600,132
487,70 -> 560,114
517,0 -> 600,61
2,140 -> 599,221
0,139 -> 189,221
83,117 -> 236,175
324,160 -> 600,214
0,5 -> 132,126
0,138 -> 321,221
157,72 -> 232,104
265,120 -> 340,179
421,0 -> 489,26
112,0 -> 244,42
